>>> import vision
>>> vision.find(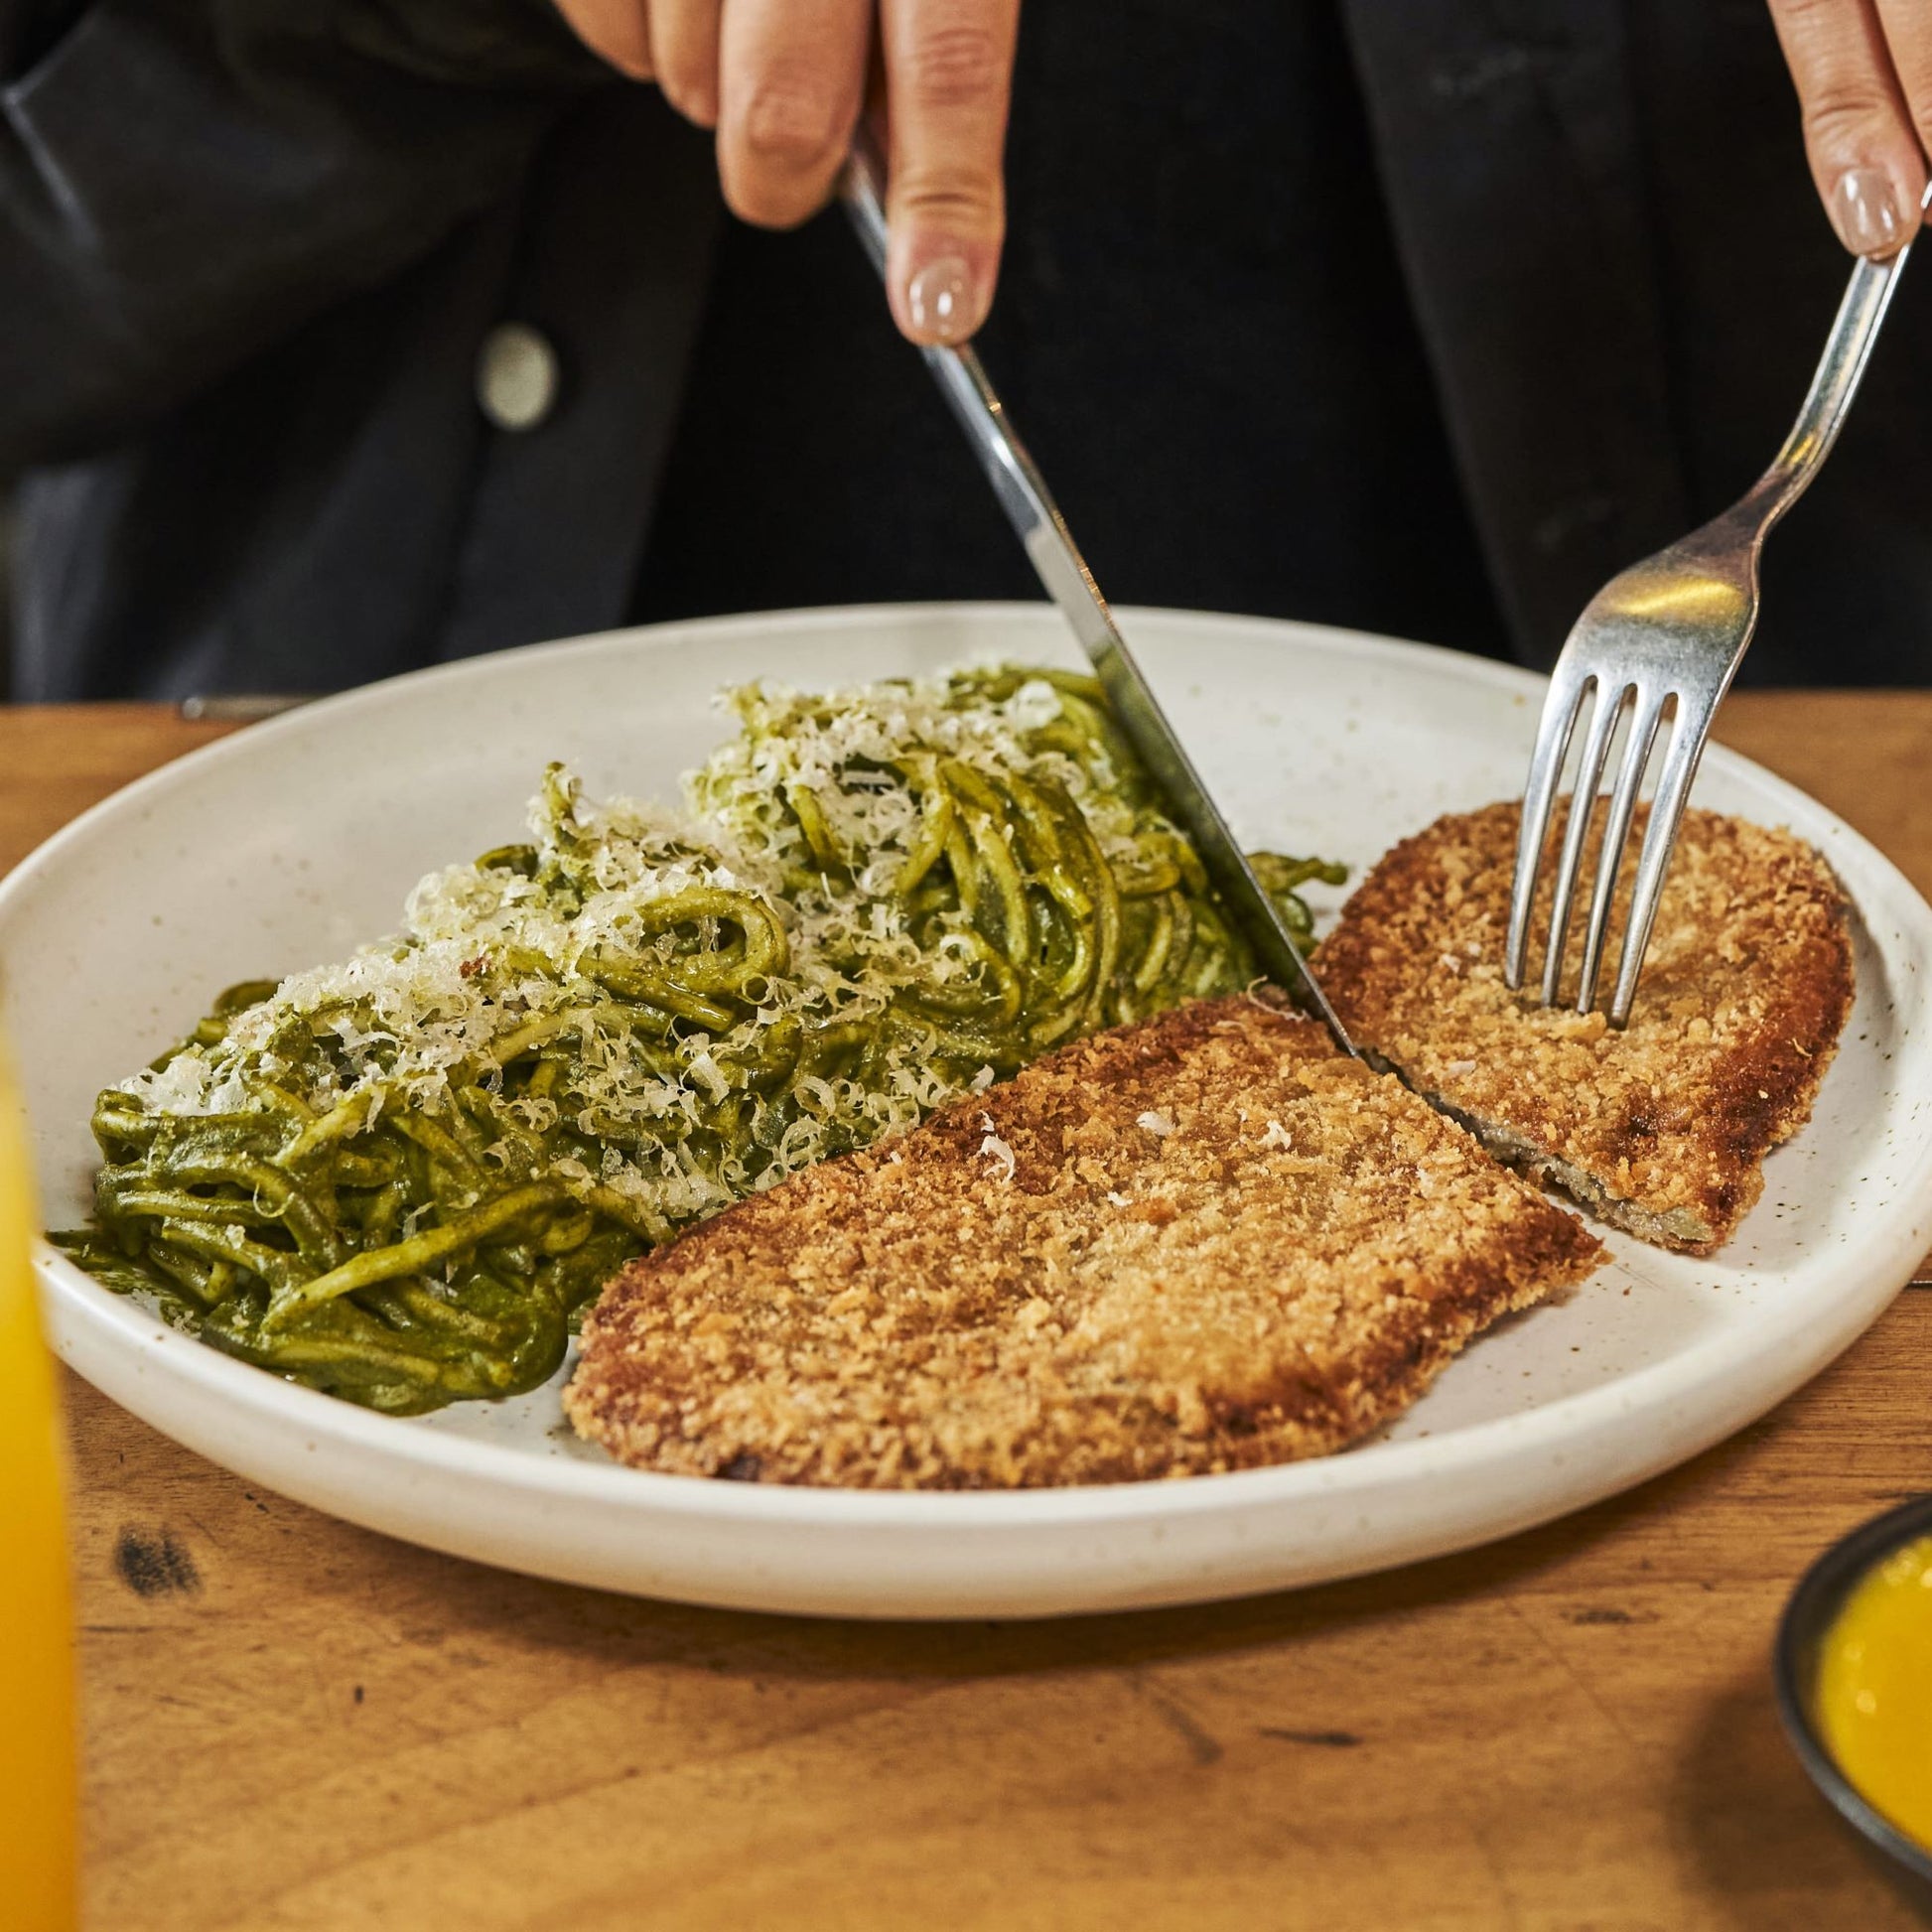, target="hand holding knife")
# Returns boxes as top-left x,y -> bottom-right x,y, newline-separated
838,139 -> 1356,1057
